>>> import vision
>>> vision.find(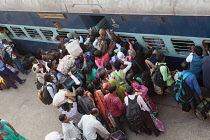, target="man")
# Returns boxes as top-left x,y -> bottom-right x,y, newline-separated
180,61 -> 204,109
153,53 -> 174,95
2,39 -> 28,74
78,108 -> 110,140
103,85 -> 132,133
59,114 -> 82,140
0,59 -> 26,89
202,50 -> 210,91
186,46 -> 203,84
